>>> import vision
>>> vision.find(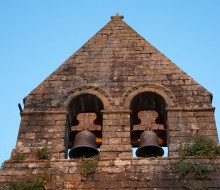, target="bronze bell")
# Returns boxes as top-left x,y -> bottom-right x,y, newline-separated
69,130 -> 99,158
136,130 -> 164,157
